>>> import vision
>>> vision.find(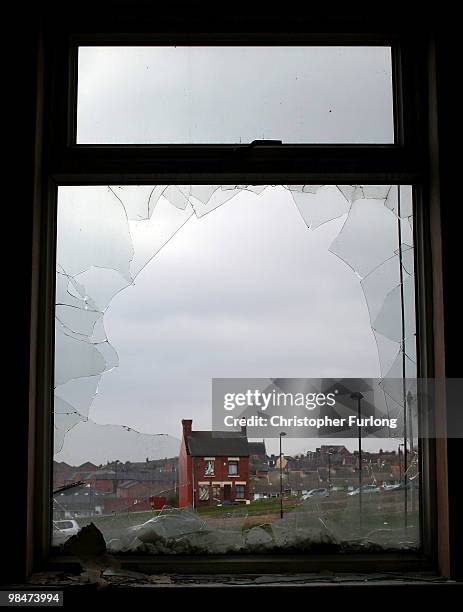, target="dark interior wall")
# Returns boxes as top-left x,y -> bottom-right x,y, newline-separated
433,29 -> 462,579
3,2 -> 461,585
4,5 -> 43,585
